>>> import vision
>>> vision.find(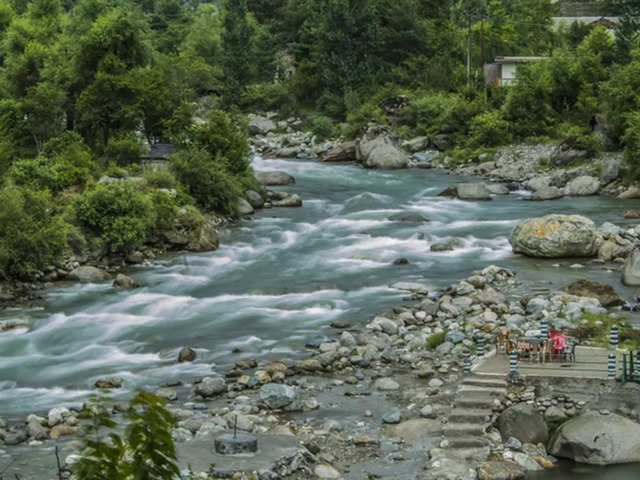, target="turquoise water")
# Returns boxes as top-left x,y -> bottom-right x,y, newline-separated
1,157 -> 639,419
